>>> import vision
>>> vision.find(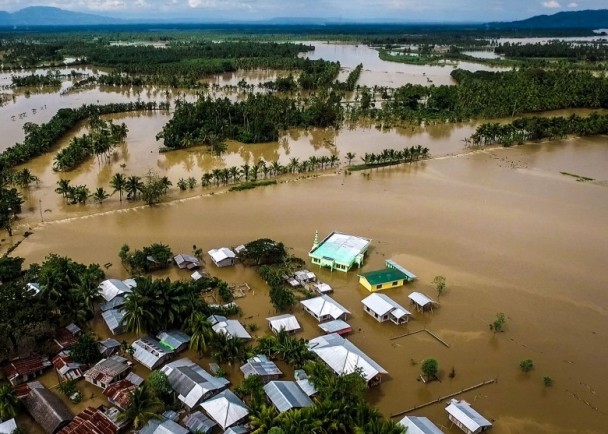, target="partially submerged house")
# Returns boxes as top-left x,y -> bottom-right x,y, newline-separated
97,338 -> 121,358
263,381 -> 313,413
301,295 -> 350,322
157,331 -> 190,353
98,279 -> 136,303
53,323 -> 82,352
21,381 -> 73,434
358,259 -> 416,292
398,416 -> 444,434
132,337 -> 173,370
174,254 -> 201,270
208,248 -> 237,268
160,358 -> 229,410
408,292 -> 437,312
294,270 -> 316,285
84,355 -> 130,389
103,379 -> 137,411
208,315 -> 252,340
2,355 -> 52,386
240,355 -> 282,382
101,309 -> 126,336
266,314 -> 301,334
57,406 -> 122,434
308,333 -> 388,386
139,418 -> 188,434
183,411 -> 217,434
52,352 -> 83,382
318,319 -> 352,335
314,282 -> 333,294
309,231 -> 371,272
445,399 -> 492,434
362,293 -> 412,325
200,390 -> 250,431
